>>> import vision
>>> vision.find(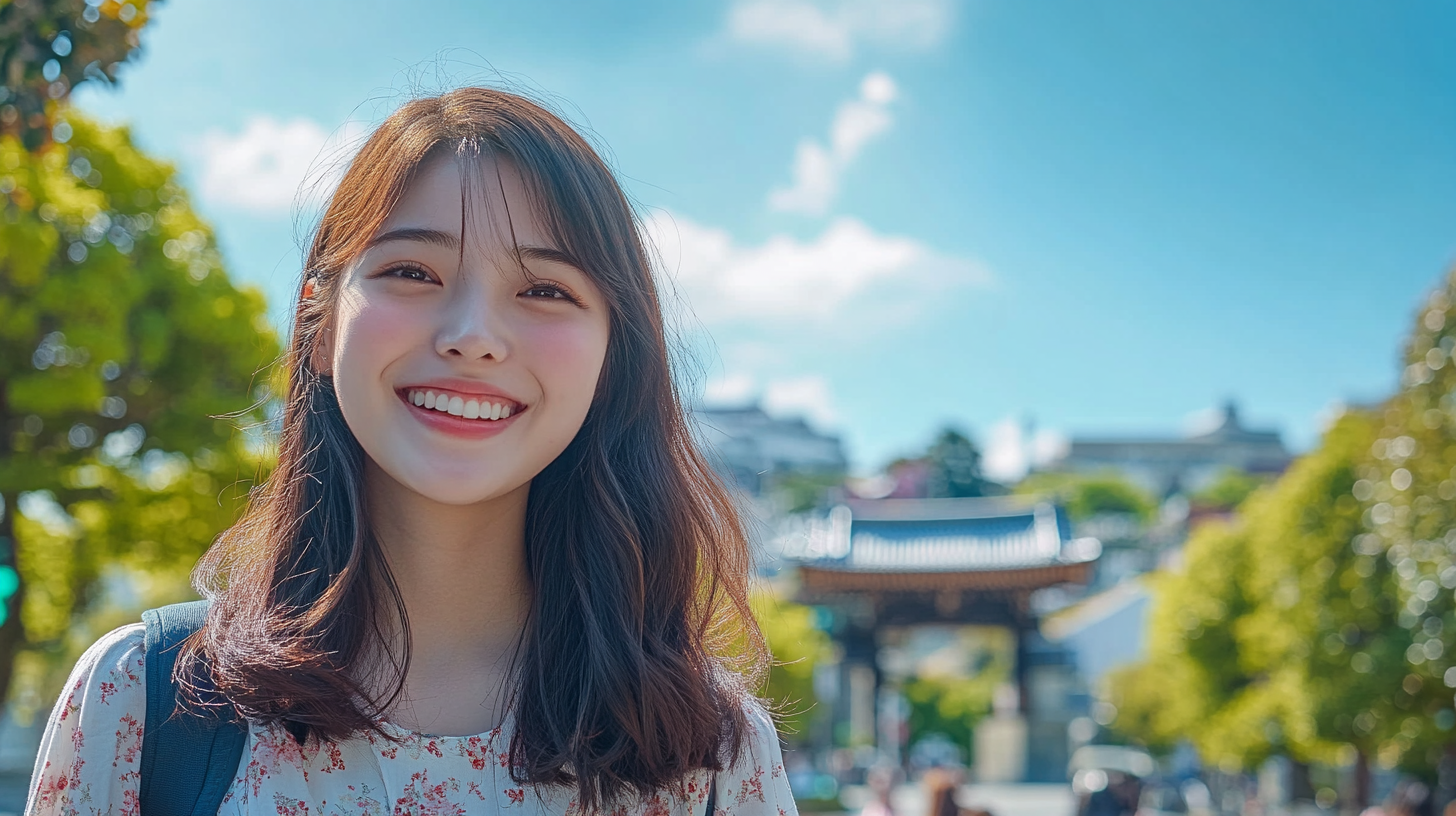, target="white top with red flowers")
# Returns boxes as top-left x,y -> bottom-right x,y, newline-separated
25,624 -> 800,816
